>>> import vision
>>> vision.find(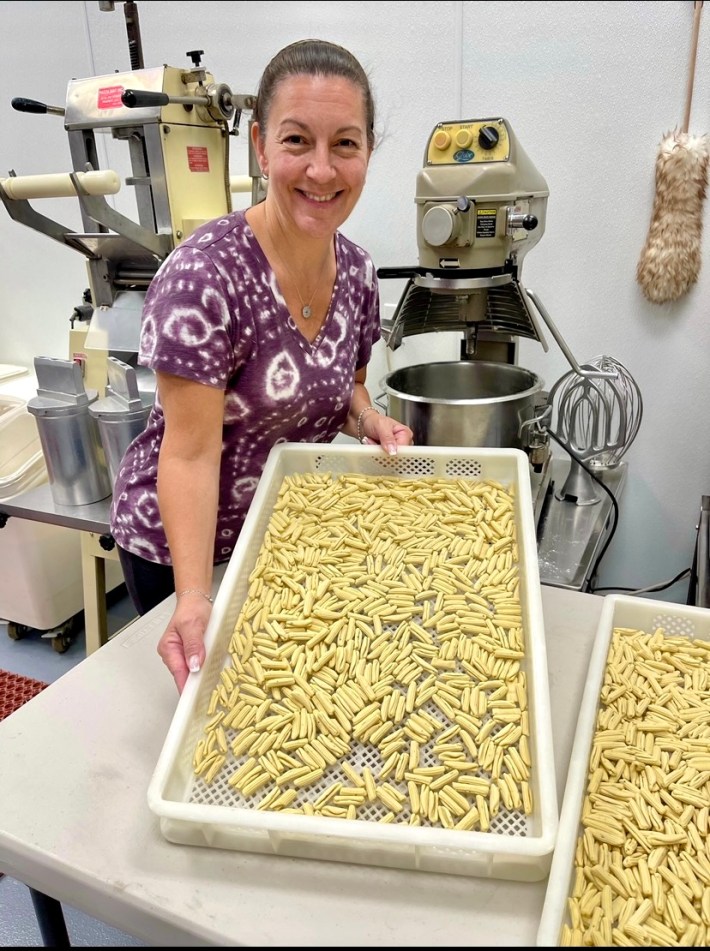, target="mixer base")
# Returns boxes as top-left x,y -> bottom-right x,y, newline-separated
536,459 -> 626,591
